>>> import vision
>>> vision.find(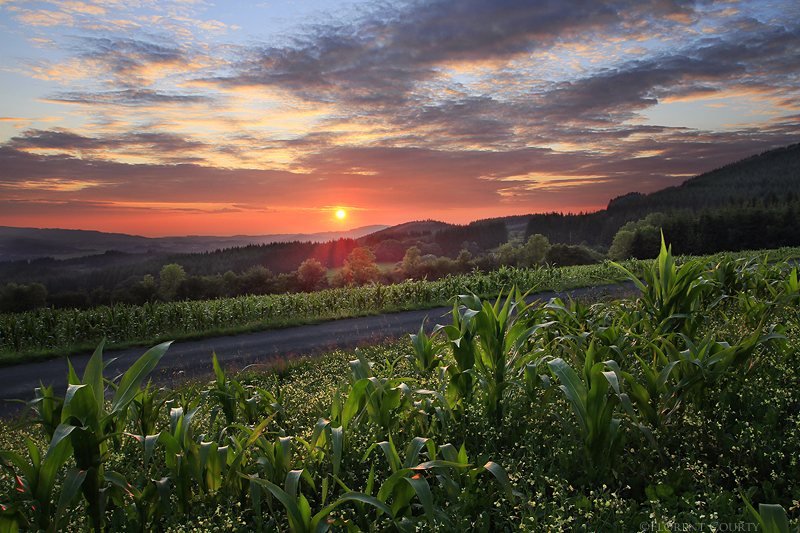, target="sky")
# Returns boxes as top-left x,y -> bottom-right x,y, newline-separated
1,0 -> 799,237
